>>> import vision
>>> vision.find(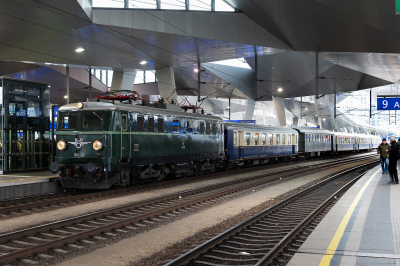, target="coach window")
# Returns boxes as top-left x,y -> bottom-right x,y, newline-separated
172,119 -> 180,133
288,135 -> 291,145
282,134 -> 286,144
295,134 -> 298,144
276,134 -> 280,145
234,132 -> 238,146
147,116 -> 154,132
268,134 -> 273,145
245,133 -> 251,145
262,133 -> 266,145
254,133 -> 259,145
